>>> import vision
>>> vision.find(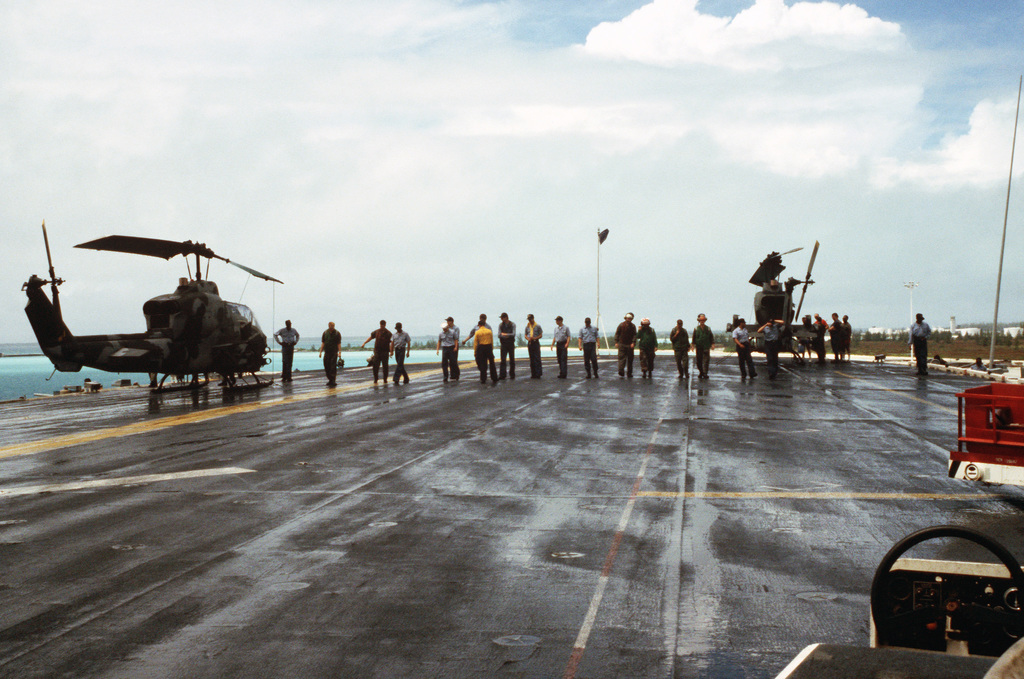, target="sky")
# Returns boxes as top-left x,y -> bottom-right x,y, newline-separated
2,0 -> 1023,345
